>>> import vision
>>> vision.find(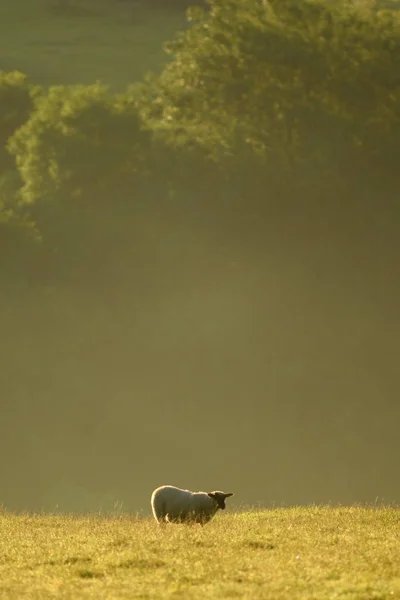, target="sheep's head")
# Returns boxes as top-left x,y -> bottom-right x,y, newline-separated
207,491 -> 234,510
